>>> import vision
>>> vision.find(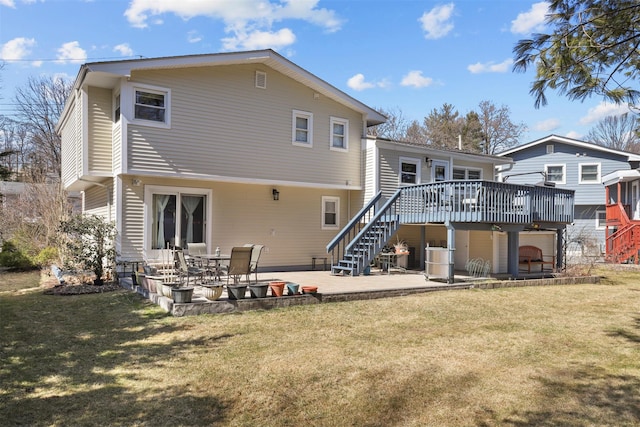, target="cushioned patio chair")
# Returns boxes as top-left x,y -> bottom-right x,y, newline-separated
247,244 -> 264,284
223,246 -> 253,285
